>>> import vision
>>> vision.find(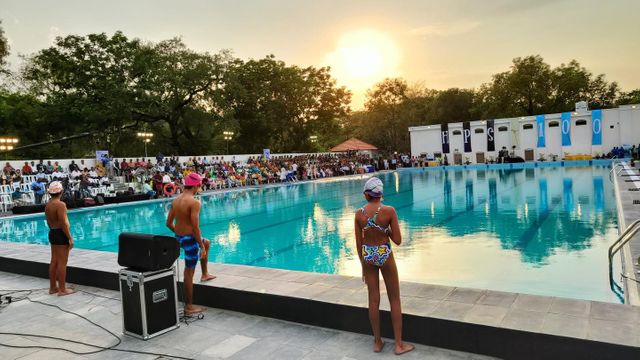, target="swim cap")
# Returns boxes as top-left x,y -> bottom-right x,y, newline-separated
184,172 -> 202,187
48,181 -> 64,194
363,177 -> 383,197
